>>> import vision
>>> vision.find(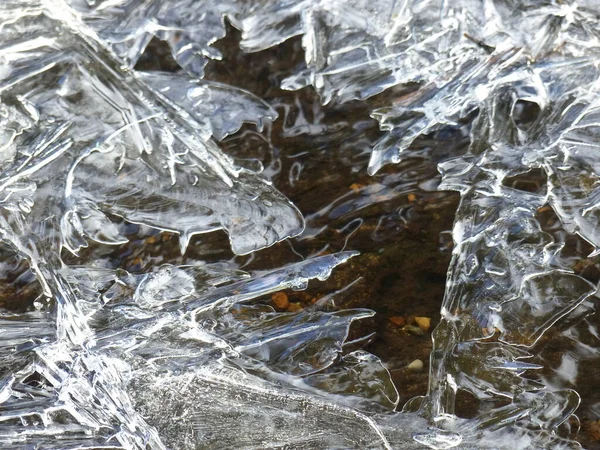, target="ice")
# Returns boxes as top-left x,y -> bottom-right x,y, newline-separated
129,364 -> 427,450
0,250 -> 408,448
141,72 -> 278,141
66,0 -> 231,77
2,0 -> 600,448
0,0 -> 303,258
409,62 -> 600,437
